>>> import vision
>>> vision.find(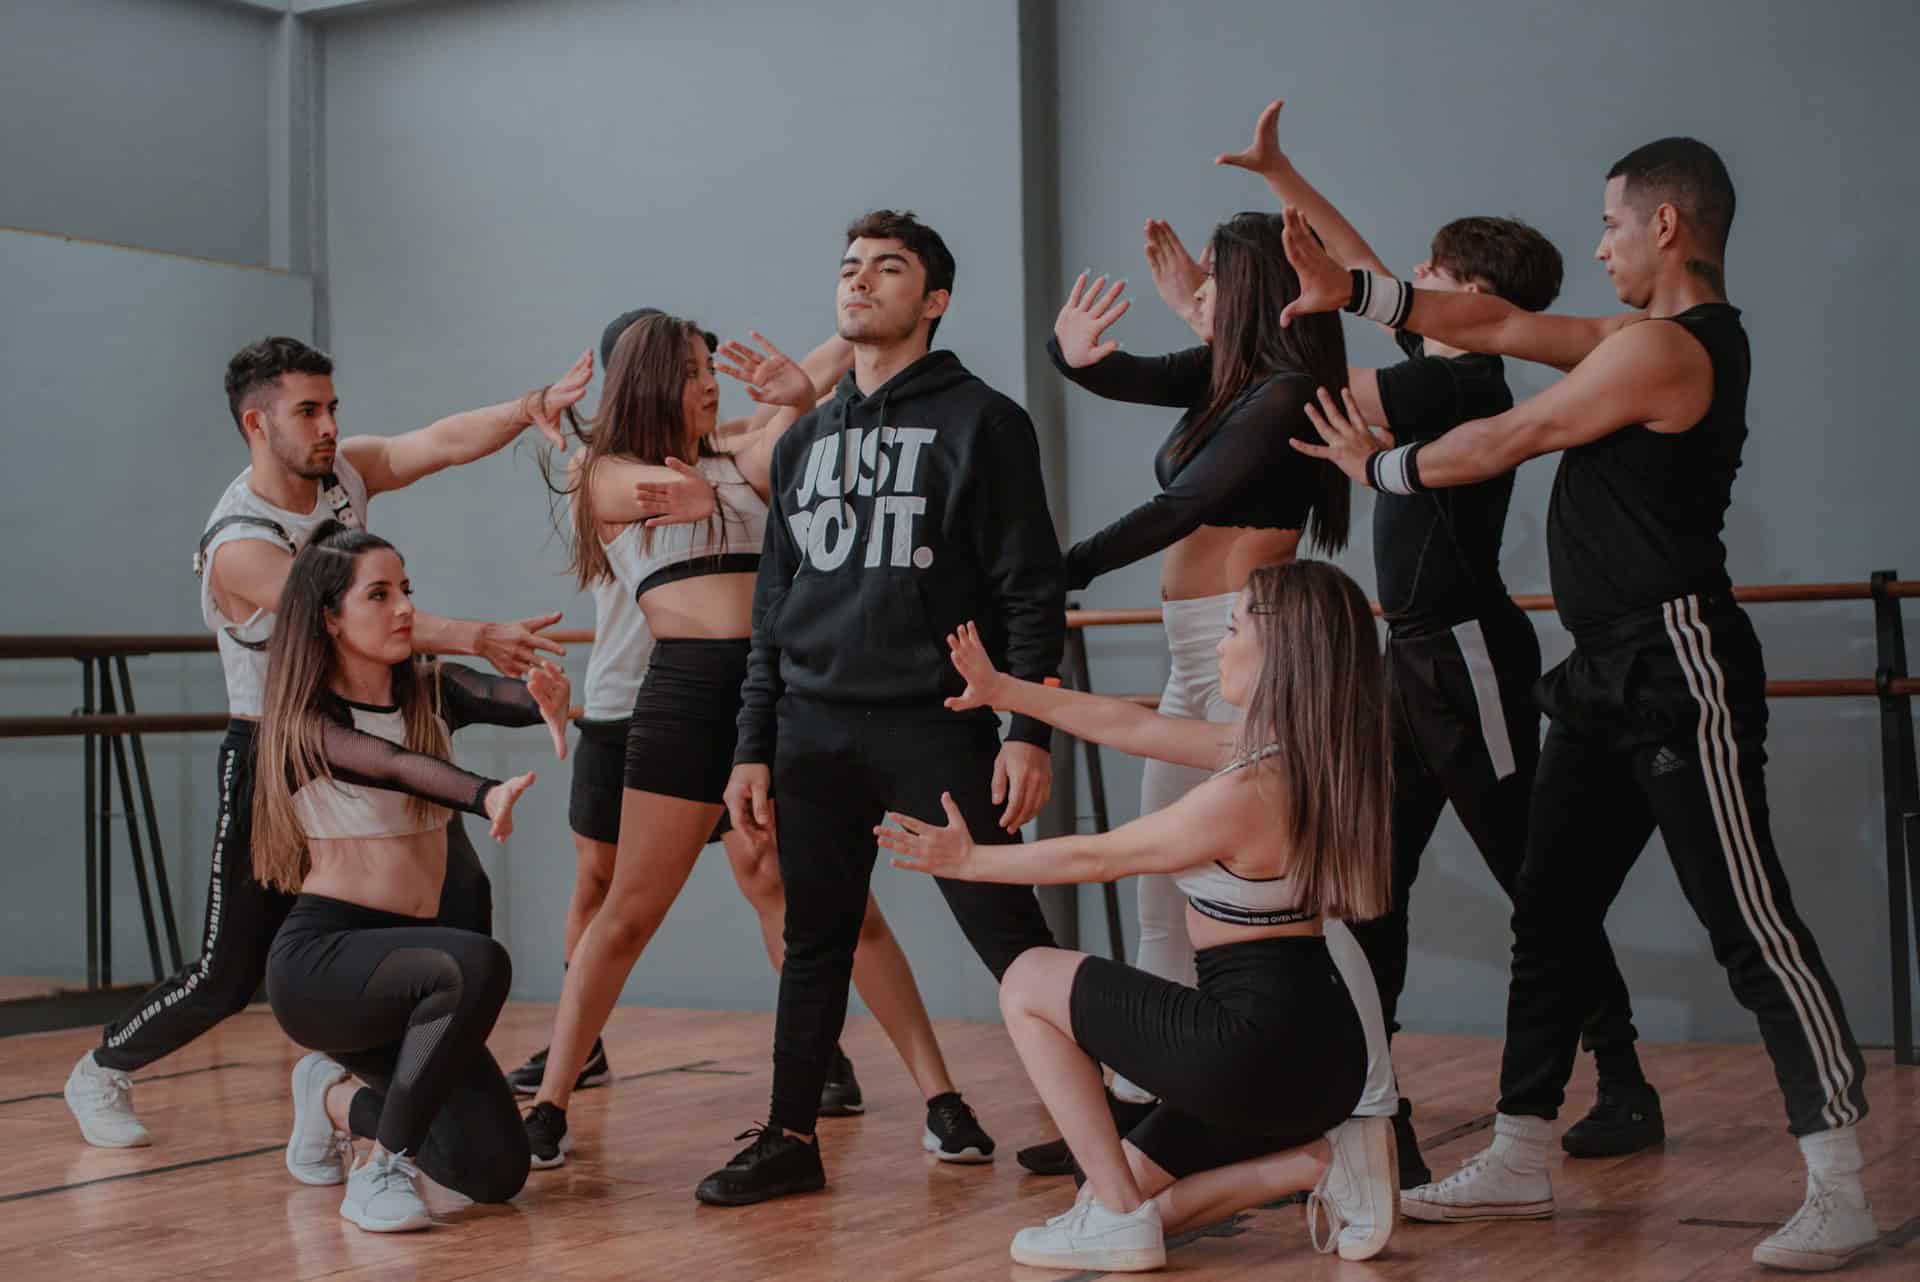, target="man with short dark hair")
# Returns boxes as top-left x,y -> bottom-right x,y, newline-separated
1288,136 -> 1876,1271
695,210 -> 1065,1206
64,336 -> 589,1154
